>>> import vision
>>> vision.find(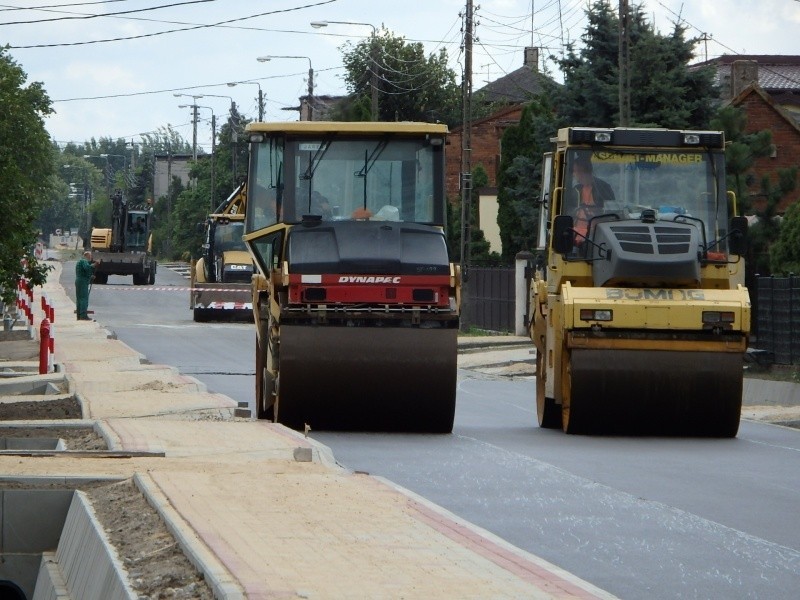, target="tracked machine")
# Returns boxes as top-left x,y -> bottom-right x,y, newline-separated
90,190 -> 157,285
243,122 -> 460,432
530,127 -> 750,436
190,183 -> 254,321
